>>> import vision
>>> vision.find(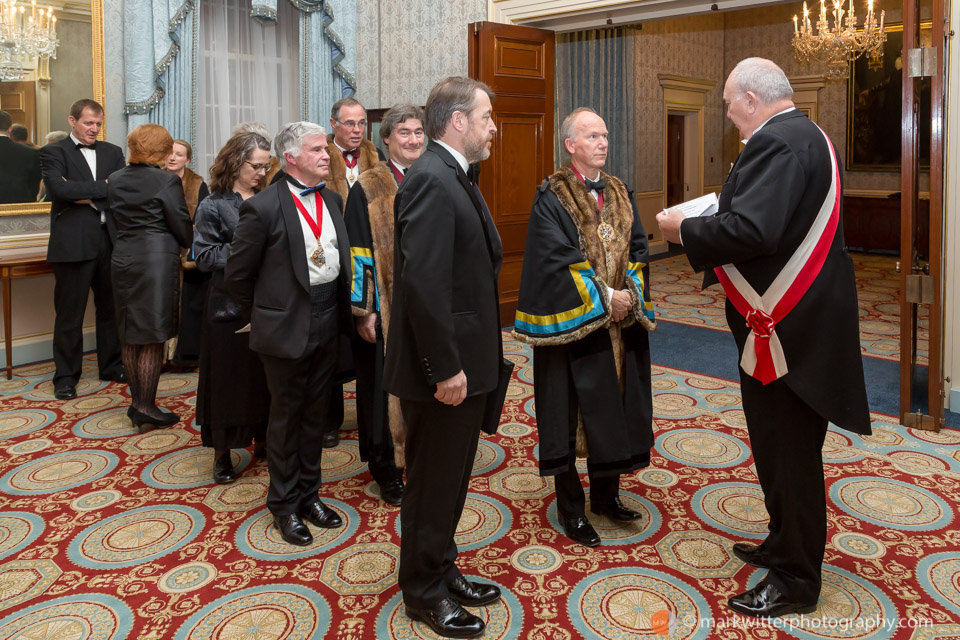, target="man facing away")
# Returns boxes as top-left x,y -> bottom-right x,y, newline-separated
513,107 -> 658,548
41,99 -> 126,399
225,122 -> 353,547
657,57 -> 871,618
383,77 -> 504,639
